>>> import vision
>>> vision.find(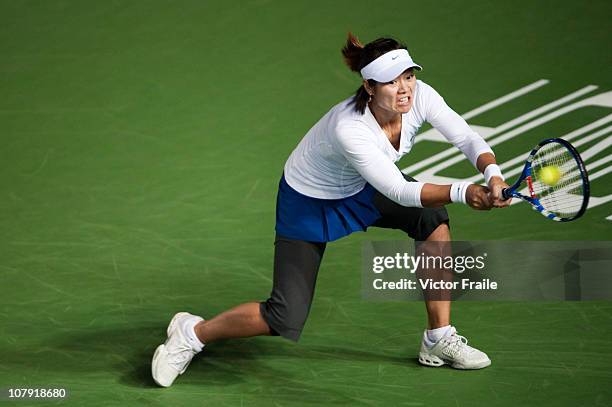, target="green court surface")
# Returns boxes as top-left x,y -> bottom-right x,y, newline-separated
1,0 -> 611,405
